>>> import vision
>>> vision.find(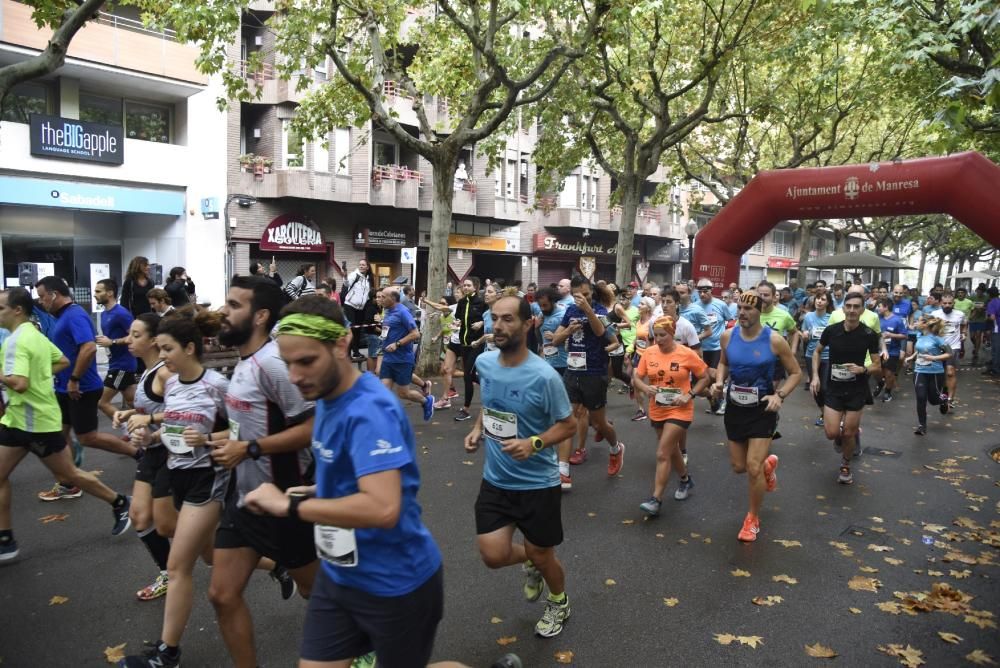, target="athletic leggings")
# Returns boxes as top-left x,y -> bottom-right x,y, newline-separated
913,372 -> 945,427
808,360 -> 830,410
609,353 -> 630,386
461,345 -> 482,409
